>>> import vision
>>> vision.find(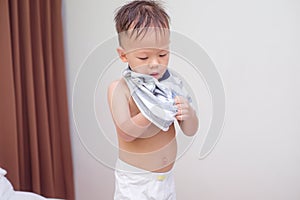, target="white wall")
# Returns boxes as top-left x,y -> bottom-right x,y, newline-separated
62,0 -> 300,200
